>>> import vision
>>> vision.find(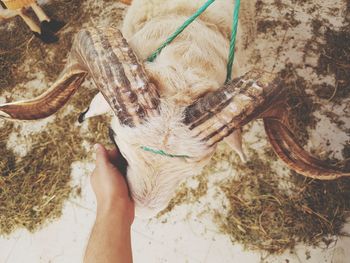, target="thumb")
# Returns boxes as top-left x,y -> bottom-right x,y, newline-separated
94,143 -> 110,167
